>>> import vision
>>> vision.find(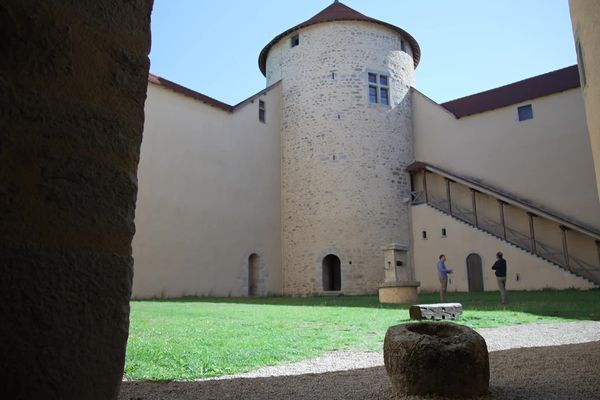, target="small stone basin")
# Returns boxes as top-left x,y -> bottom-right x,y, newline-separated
384,322 -> 489,398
